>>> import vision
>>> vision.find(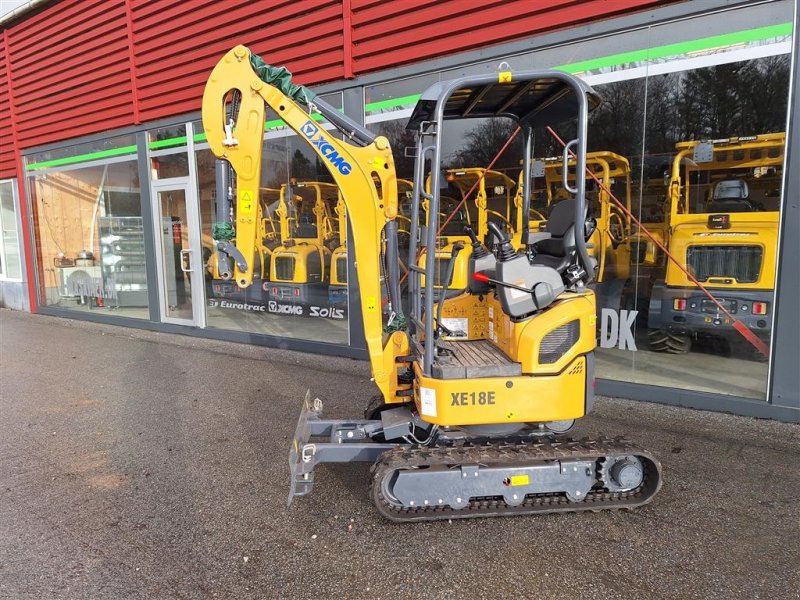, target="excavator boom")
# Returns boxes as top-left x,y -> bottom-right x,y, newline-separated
202,45 -> 409,403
